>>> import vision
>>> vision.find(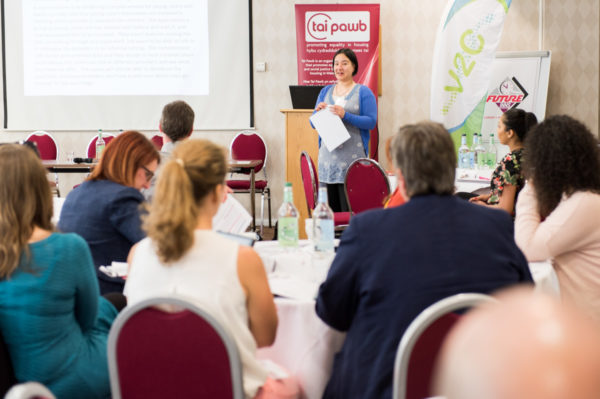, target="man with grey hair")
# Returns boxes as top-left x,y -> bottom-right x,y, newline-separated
143,100 -> 194,201
315,121 -> 532,399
